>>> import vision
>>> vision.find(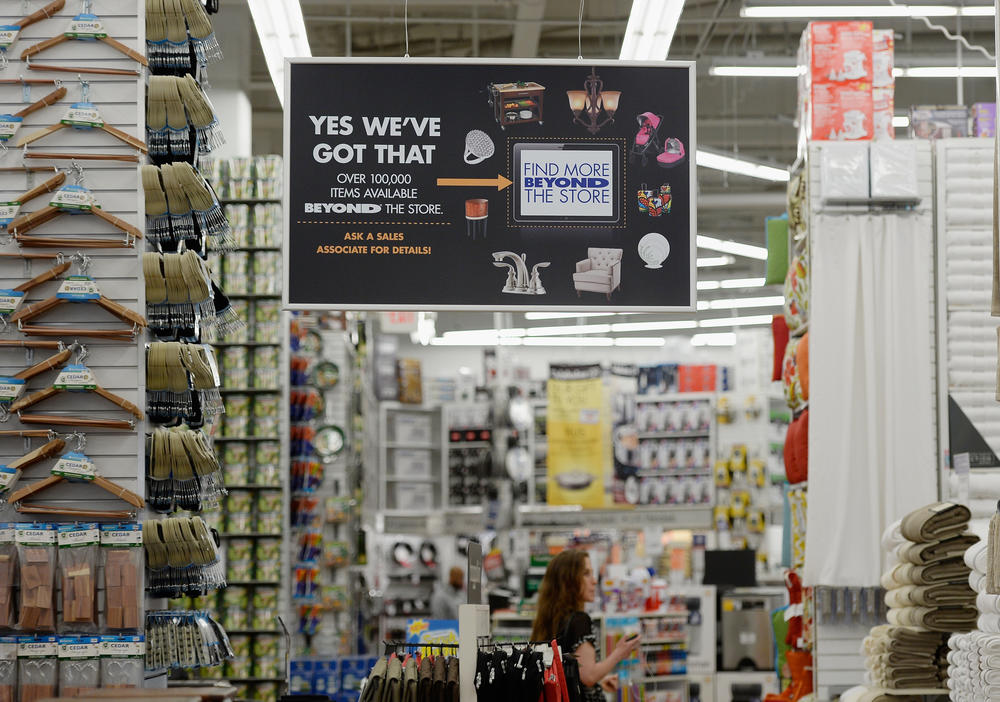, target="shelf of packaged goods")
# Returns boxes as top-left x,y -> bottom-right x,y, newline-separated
227,293 -> 281,300
384,477 -> 438,482
641,638 -> 688,645
219,533 -> 283,539
211,342 -> 282,348
219,388 -> 281,394
448,441 -> 493,449
212,436 -> 281,442
385,442 -> 441,450
227,580 -> 282,587
638,612 -> 690,619
637,431 -> 711,440
635,469 -> 713,477
230,247 -> 282,253
219,198 -> 282,205
224,484 -> 284,490
642,674 -> 688,683
516,505 -> 713,530
635,392 -> 717,403
224,630 -> 281,635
